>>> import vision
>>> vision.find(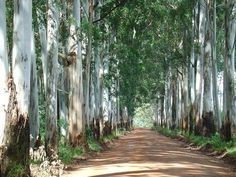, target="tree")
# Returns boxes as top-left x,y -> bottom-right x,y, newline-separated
0,0 -> 9,146
68,0 -> 85,146
84,0 -> 94,127
194,0 -> 206,135
222,0 -> 236,141
202,0 -> 215,136
29,31 -> 39,147
45,0 -> 59,158
1,0 -> 32,175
